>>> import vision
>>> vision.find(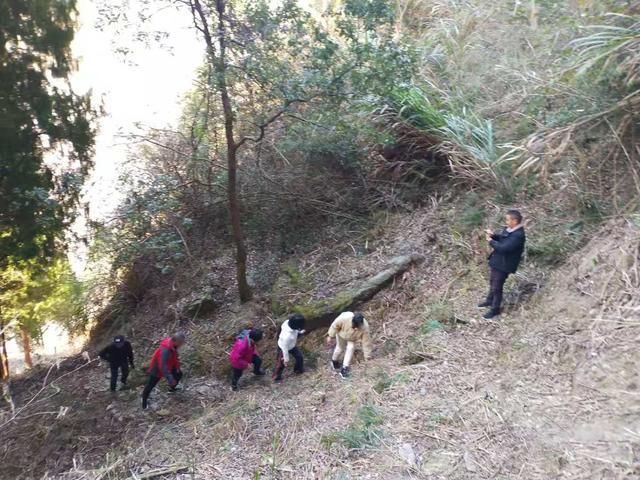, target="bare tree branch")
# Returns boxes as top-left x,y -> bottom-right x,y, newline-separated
236,98 -> 310,147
